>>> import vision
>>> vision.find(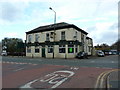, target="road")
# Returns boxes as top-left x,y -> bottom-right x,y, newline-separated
1,55 -> 119,89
